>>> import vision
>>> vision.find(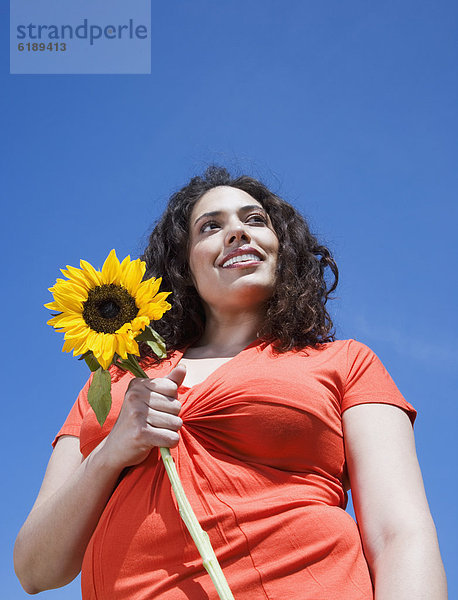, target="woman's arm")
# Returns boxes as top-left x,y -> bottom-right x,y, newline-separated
14,435 -> 122,594
343,403 -> 447,600
14,364 -> 186,595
